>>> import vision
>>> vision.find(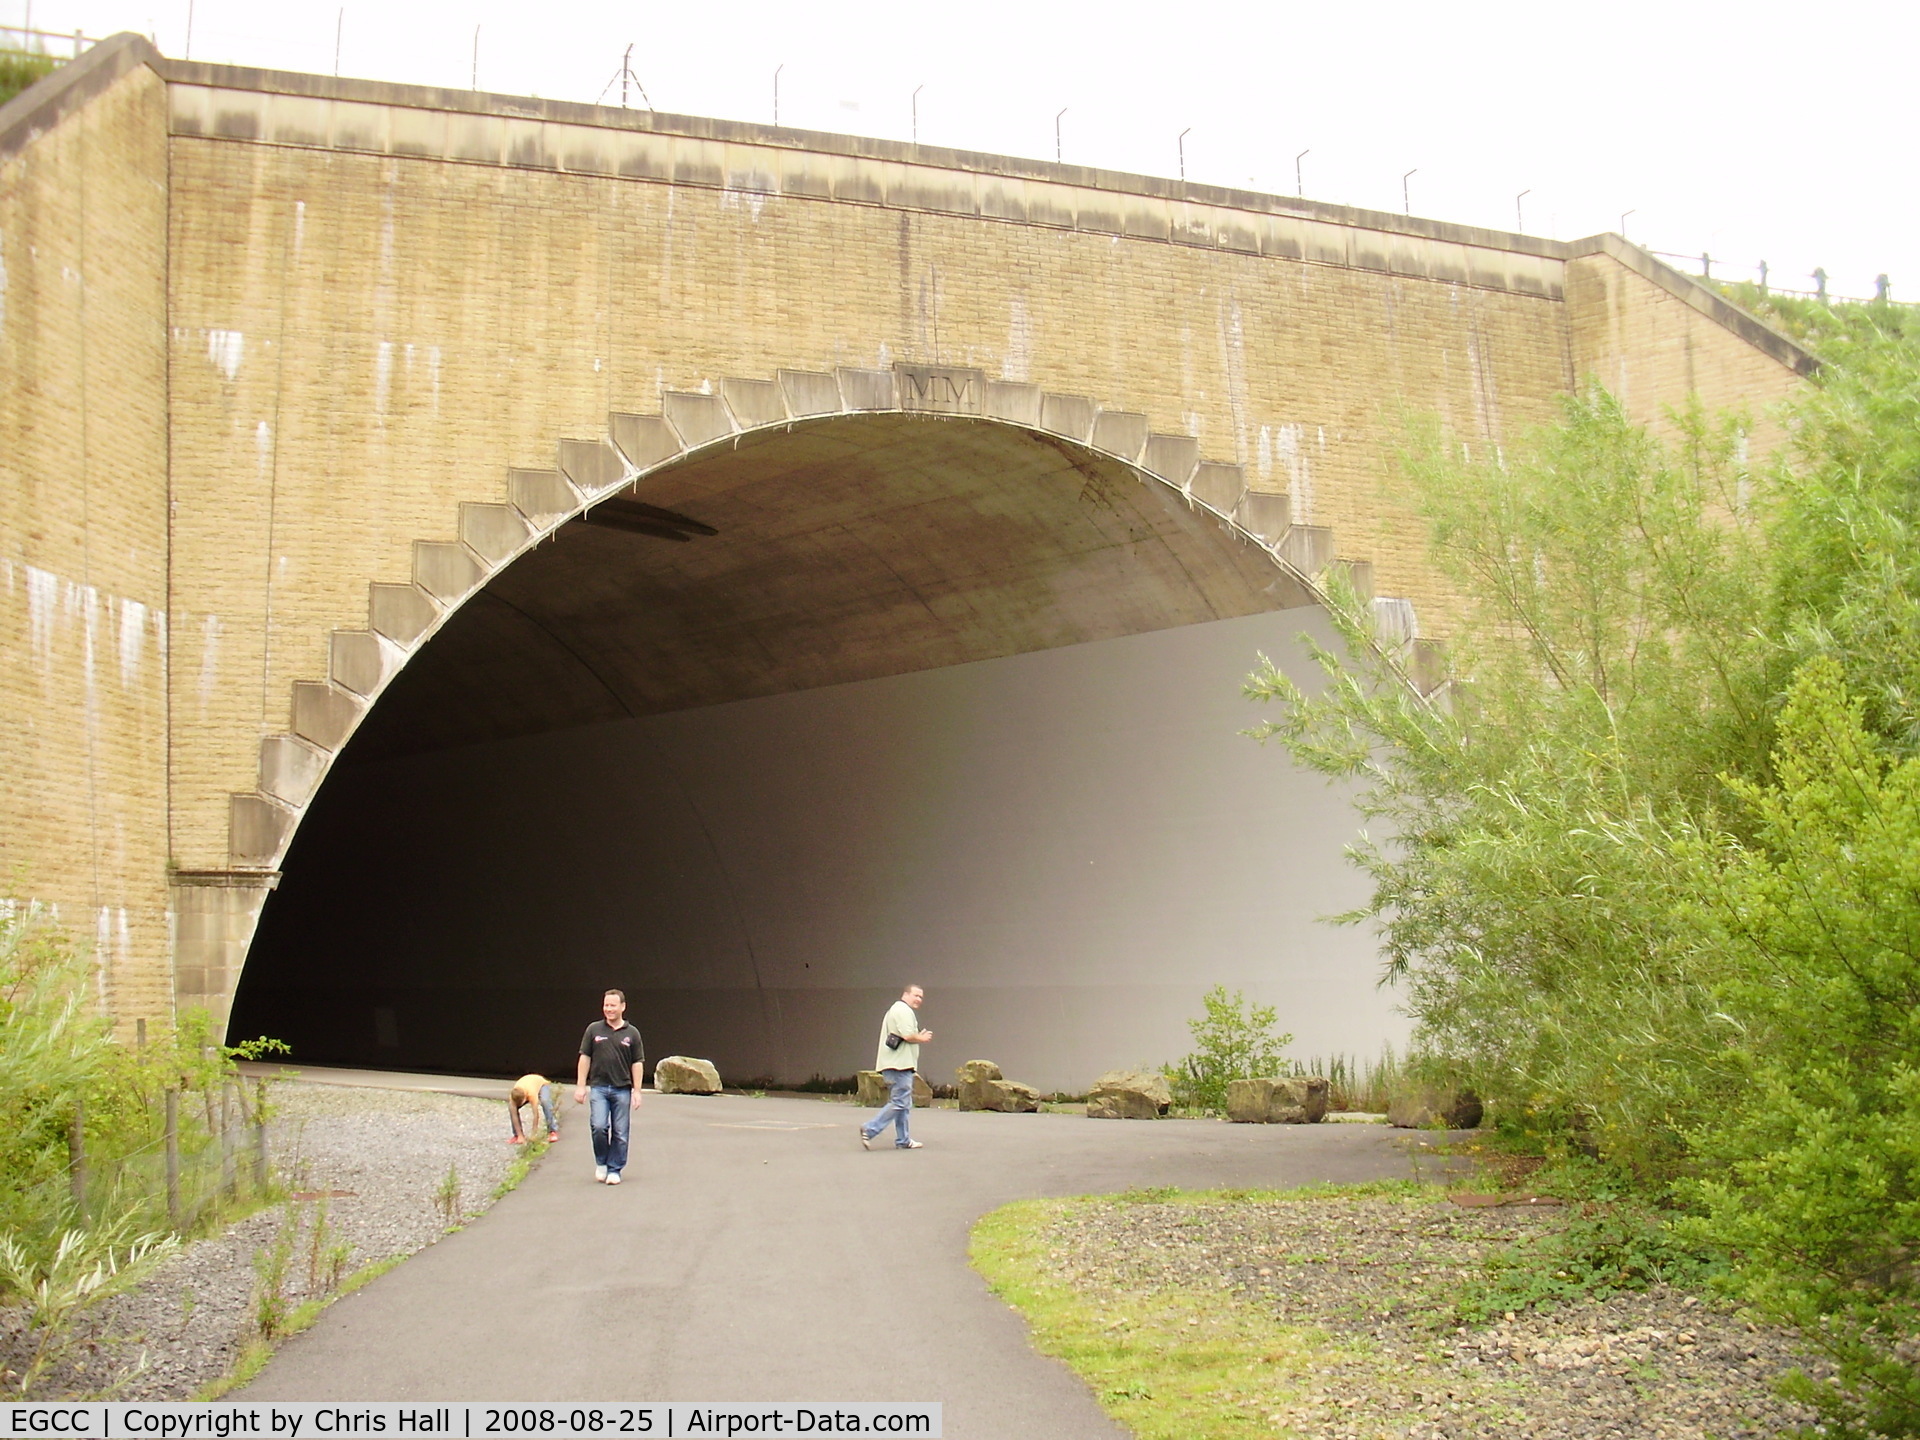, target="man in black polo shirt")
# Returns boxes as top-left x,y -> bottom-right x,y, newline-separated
574,989 -> 644,1185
